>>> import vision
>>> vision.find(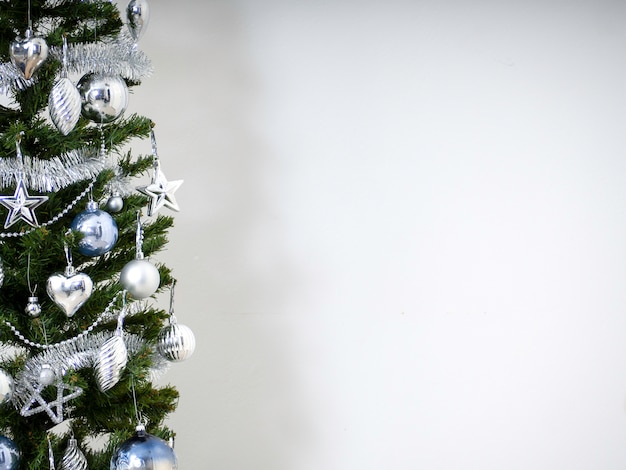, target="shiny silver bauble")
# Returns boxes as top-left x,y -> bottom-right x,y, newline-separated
24,296 -> 41,318
77,73 -> 128,124
157,322 -> 196,362
105,193 -> 124,213
120,259 -> 160,299
60,438 -> 88,470
0,435 -> 20,470
0,369 -> 13,405
10,30 -> 48,80
111,427 -> 177,470
127,0 -> 150,42
46,268 -> 93,318
71,201 -> 118,257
